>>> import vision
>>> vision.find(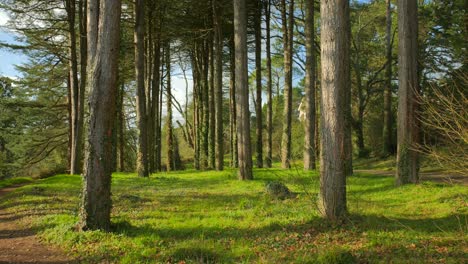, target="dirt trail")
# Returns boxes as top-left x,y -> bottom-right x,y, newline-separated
0,185 -> 75,264
355,170 -> 467,185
